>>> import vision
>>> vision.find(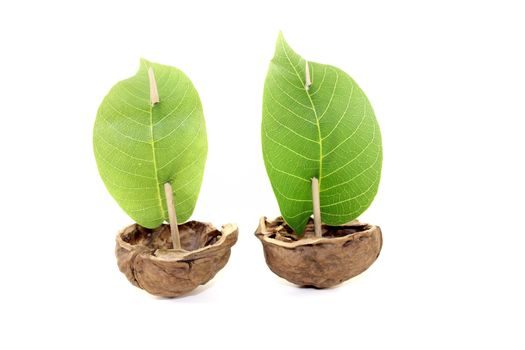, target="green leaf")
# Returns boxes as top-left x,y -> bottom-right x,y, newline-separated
93,59 -> 207,228
262,33 -> 382,234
